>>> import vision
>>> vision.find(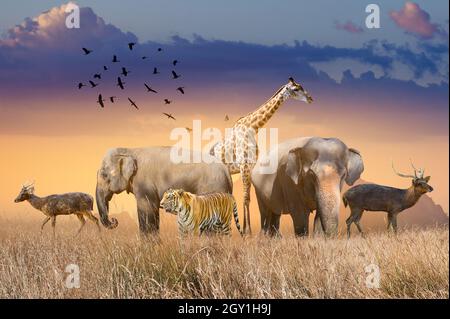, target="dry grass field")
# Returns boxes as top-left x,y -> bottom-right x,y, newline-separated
0,213 -> 448,299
